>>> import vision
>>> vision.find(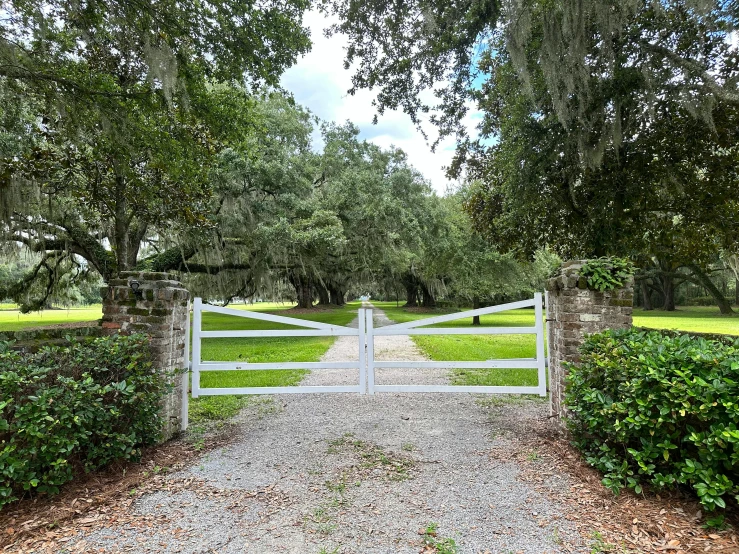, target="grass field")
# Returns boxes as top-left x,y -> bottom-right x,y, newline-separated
633,306 -> 739,335
0,304 -> 103,331
0,301 -> 298,332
